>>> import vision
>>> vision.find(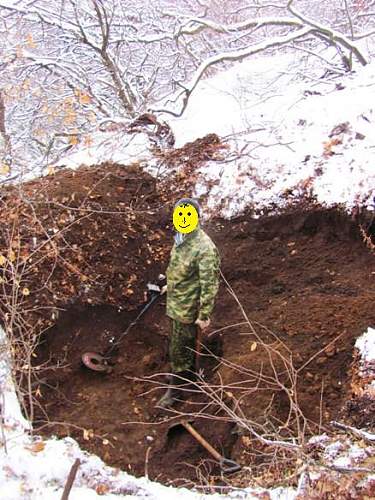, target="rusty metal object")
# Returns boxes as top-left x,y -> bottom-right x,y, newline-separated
81,352 -> 112,373
81,283 -> 163,373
